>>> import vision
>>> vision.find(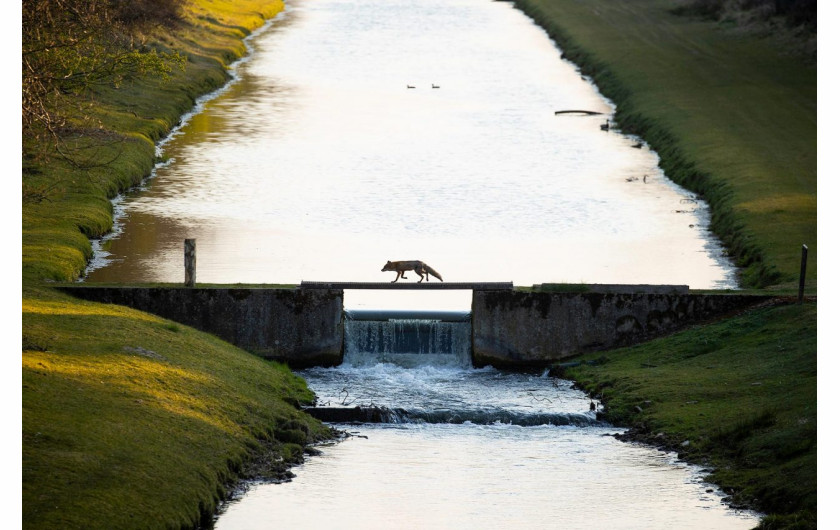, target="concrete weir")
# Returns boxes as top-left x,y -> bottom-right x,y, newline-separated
61,286 -> 344,367
61,284 -> 772,368
471,287 -> 770,368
